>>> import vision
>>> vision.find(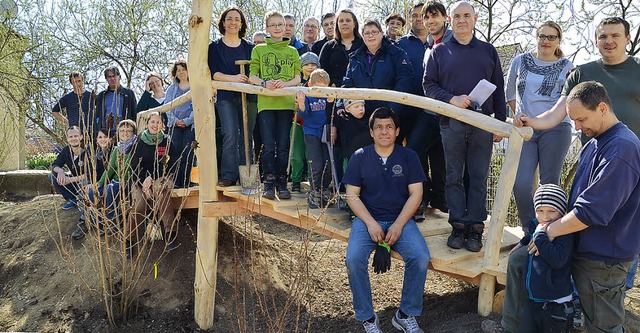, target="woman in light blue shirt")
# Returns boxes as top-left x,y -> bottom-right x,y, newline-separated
165,59 -> 195,188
